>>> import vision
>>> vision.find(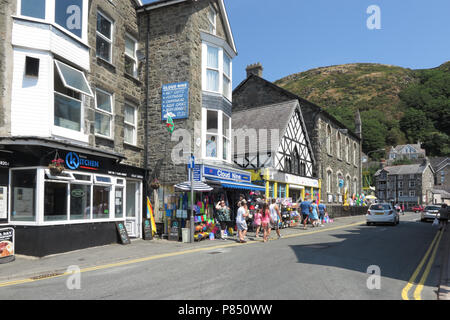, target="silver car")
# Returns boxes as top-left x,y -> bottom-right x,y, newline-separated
421,205 -> 441,222
366,203 -> 399,226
